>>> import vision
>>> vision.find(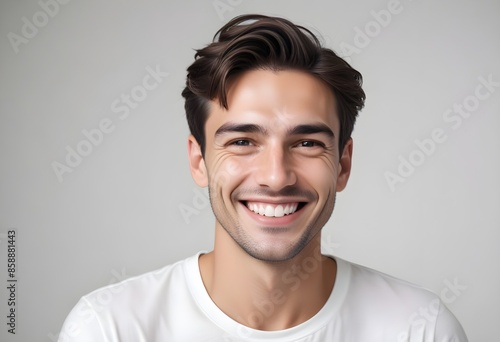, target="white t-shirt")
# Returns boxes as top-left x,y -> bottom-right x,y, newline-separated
58,253 -> 468,341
